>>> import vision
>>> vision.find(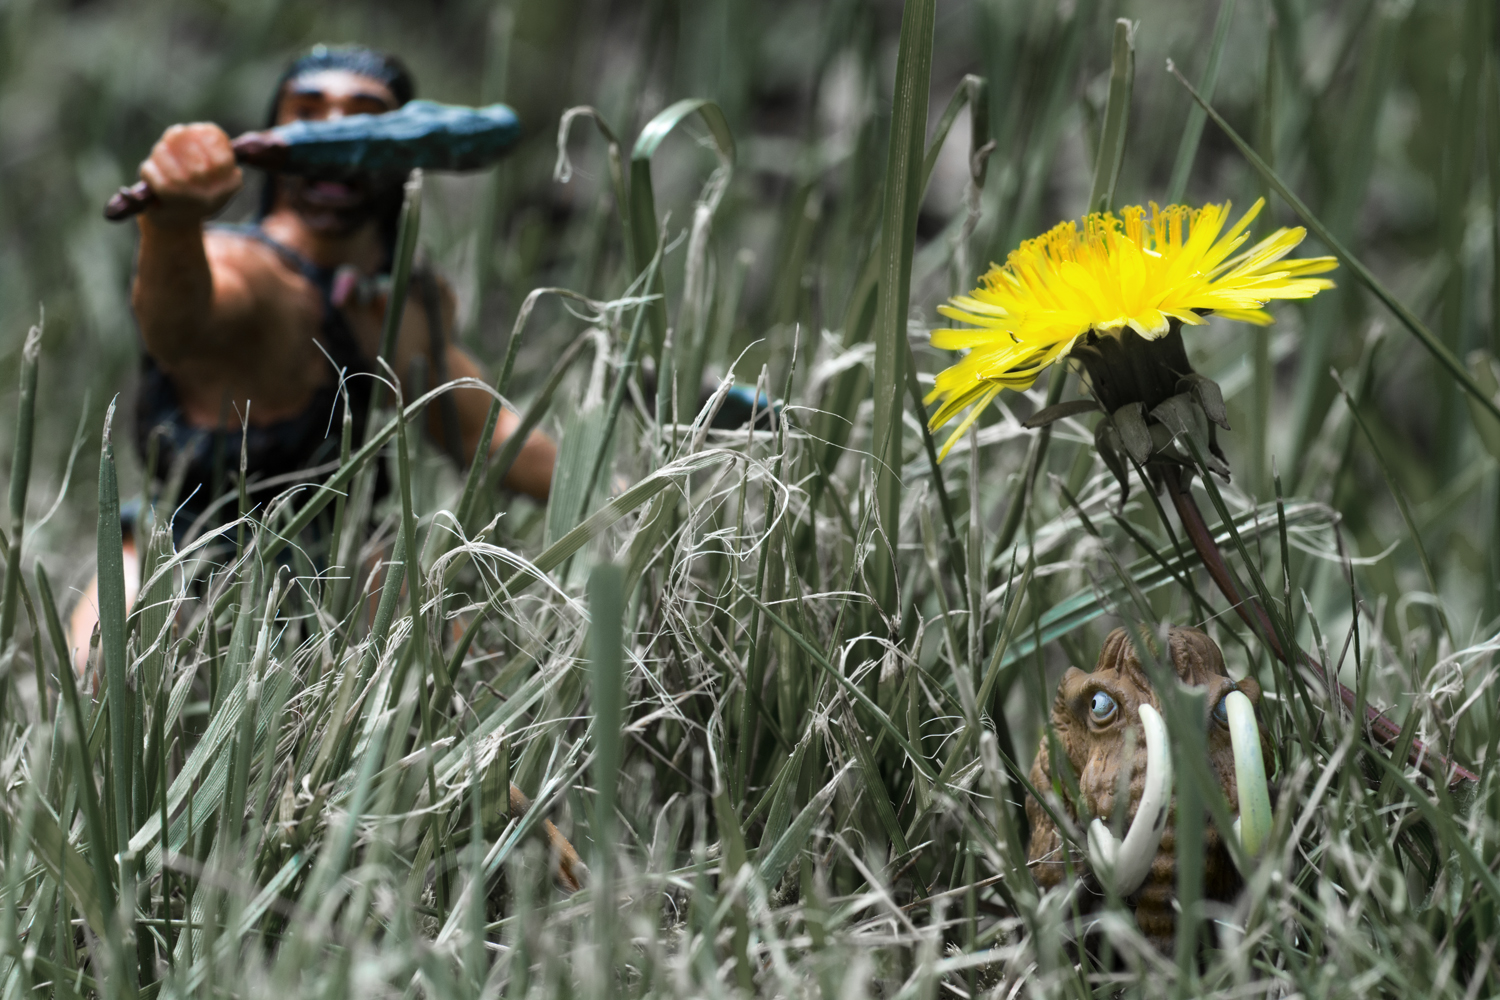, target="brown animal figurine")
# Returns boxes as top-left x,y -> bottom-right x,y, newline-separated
1026,626 -> 1272,952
